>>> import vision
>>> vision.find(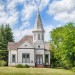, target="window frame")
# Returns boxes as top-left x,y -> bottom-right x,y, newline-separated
12,54 -> 16,63
22,53 -> 30,63
38,34 -> 40,40
42,34 -> 44,40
